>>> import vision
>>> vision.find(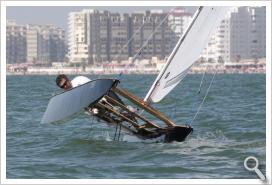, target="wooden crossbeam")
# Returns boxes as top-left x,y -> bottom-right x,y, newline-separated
97,102 -> 143,129
112,87 -> 176,127
104,95 -> 161,129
